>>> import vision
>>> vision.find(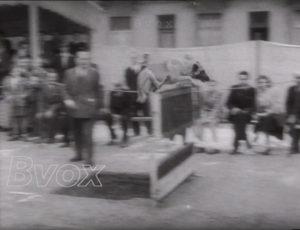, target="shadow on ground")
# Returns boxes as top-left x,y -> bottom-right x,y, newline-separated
52,172 -> 151,200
